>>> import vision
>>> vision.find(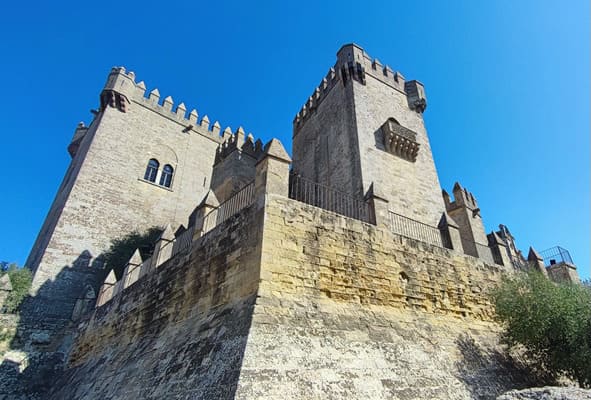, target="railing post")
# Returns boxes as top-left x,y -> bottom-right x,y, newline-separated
96,270 -> 117,307
151,224 -> 175,269
123,249 -> 143,288
190,190 -> 220,239
487,232 -> 512,267
365,183 -> 390,229
438,212 -> 464,253
255,138 -> 292,208
527,247 -> 549,277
